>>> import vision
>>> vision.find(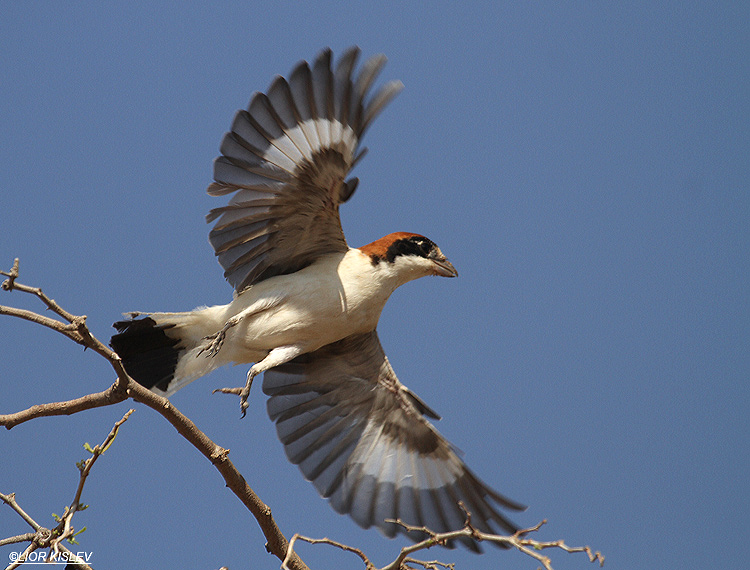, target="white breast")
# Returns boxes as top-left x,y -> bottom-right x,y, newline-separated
220,249 -> 398,364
